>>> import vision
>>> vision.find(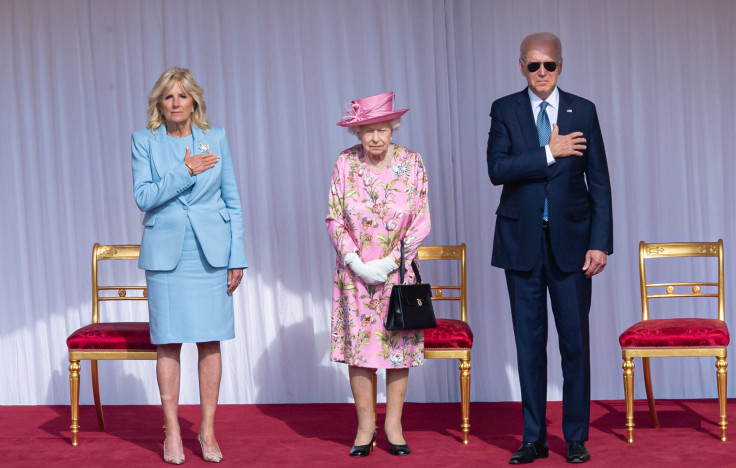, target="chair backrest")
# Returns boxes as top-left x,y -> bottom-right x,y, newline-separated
639,240 -> 724,322
91,243 -> 147,323
417,243 -> 467,323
